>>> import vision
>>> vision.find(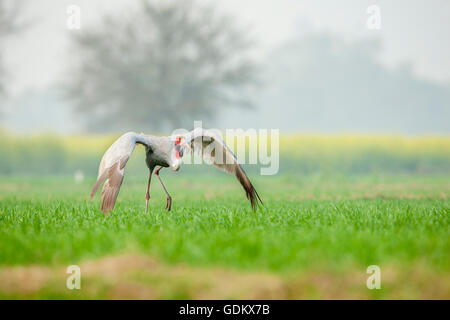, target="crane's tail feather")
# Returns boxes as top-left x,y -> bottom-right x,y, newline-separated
90,156 -> 129,216
235,165 -> 263,211
90,170 -> 108,199
99,161 -> 127,214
